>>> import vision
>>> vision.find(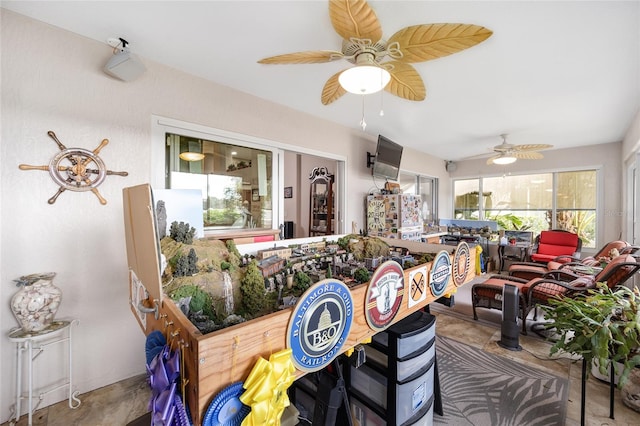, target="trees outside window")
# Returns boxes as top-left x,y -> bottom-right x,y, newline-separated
453,170 -> 597,248
166,133 -> 273,231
